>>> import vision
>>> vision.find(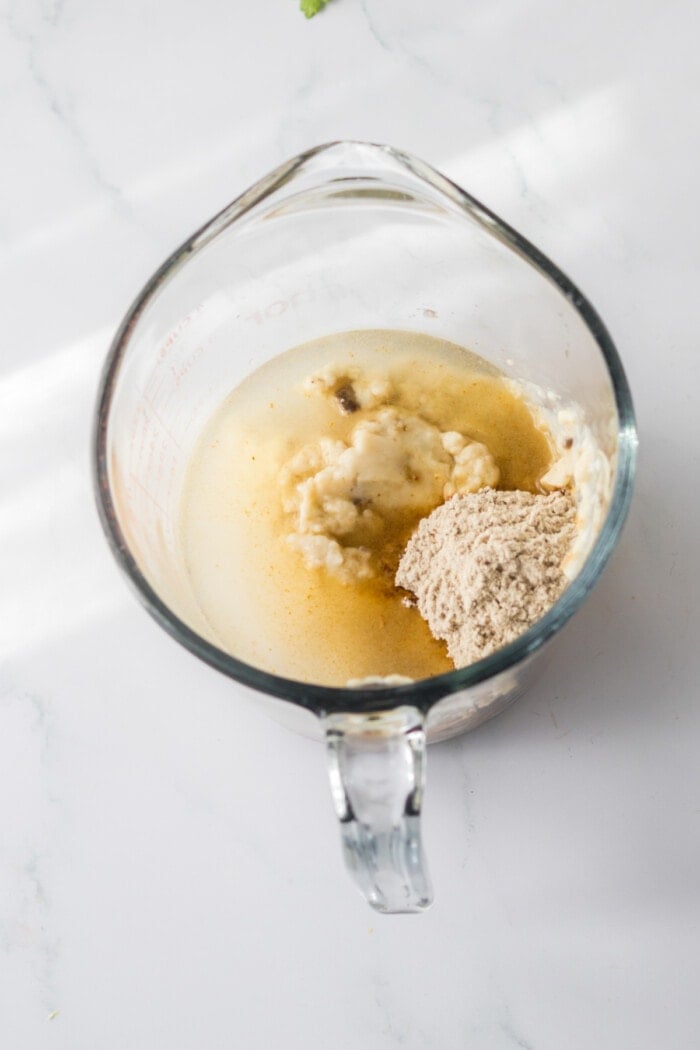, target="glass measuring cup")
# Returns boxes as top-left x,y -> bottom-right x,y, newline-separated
93,142 -> 637,913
